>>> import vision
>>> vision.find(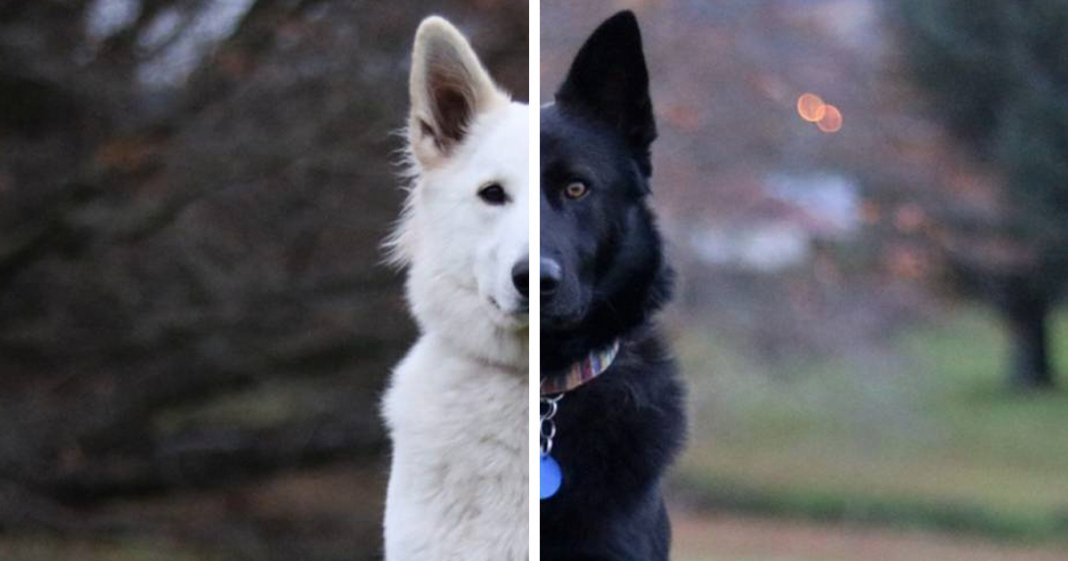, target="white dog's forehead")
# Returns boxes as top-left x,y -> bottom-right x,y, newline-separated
463,103 -> 529,188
